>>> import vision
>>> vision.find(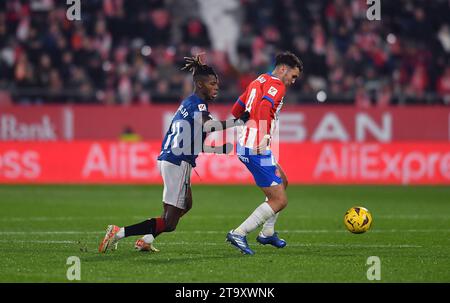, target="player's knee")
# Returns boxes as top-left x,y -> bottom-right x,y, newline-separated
271,195 -> 287,211
279,195 -> 288,209
277,190 -> 288,208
